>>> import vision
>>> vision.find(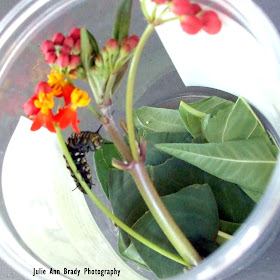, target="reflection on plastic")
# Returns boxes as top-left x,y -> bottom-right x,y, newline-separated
2,117 -> 146,280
